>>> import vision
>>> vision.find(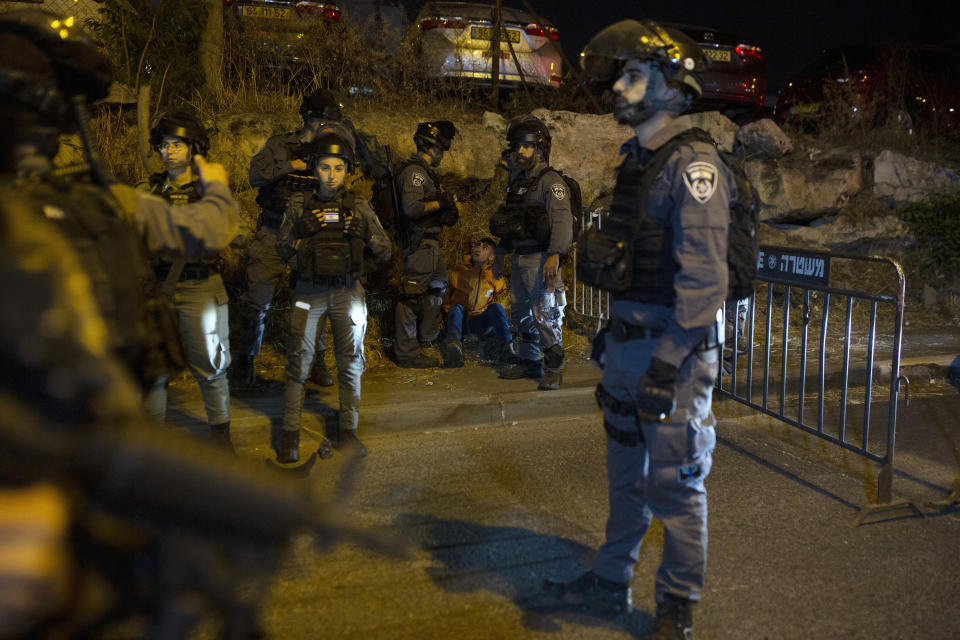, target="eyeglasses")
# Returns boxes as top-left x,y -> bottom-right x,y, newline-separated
158,140 -> 188,153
